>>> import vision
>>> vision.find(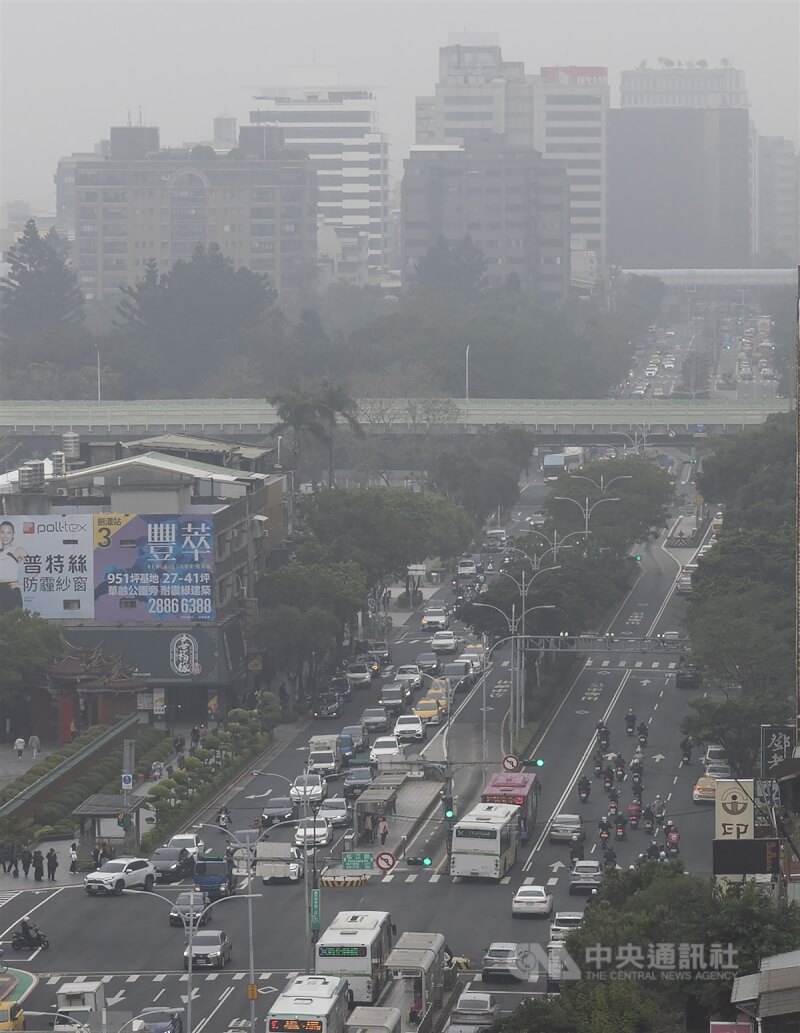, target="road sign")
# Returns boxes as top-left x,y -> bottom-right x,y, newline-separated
760,724 -> 796,780
311,888 -> 320,931
502,754 -> 520,772
247,983 -> 258,1001
714,779 -> 754,841
121,772 -> 133,790
375,851 -> 396,872
342,851 -> 374,870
